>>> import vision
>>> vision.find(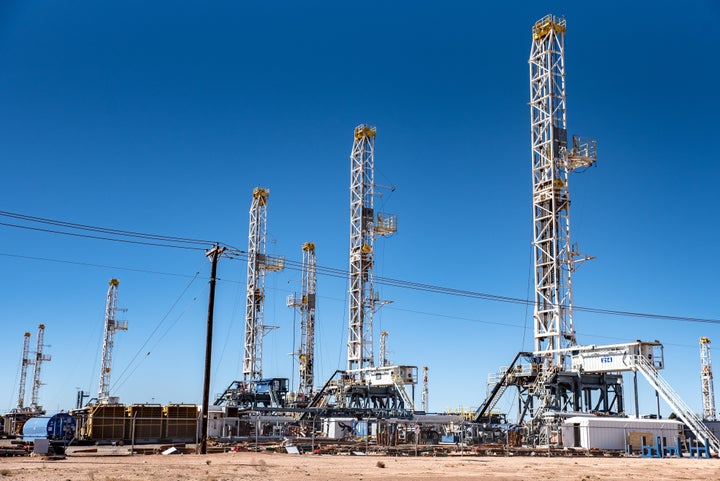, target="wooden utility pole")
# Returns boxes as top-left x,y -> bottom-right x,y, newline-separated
200,243 -> 225,455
